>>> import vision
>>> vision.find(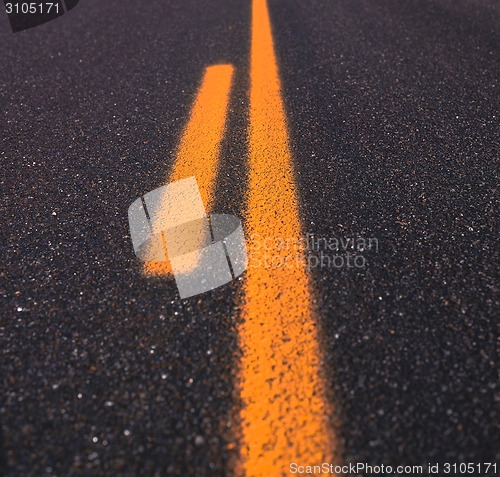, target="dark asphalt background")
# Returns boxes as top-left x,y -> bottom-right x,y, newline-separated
1,0 -> 498,475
